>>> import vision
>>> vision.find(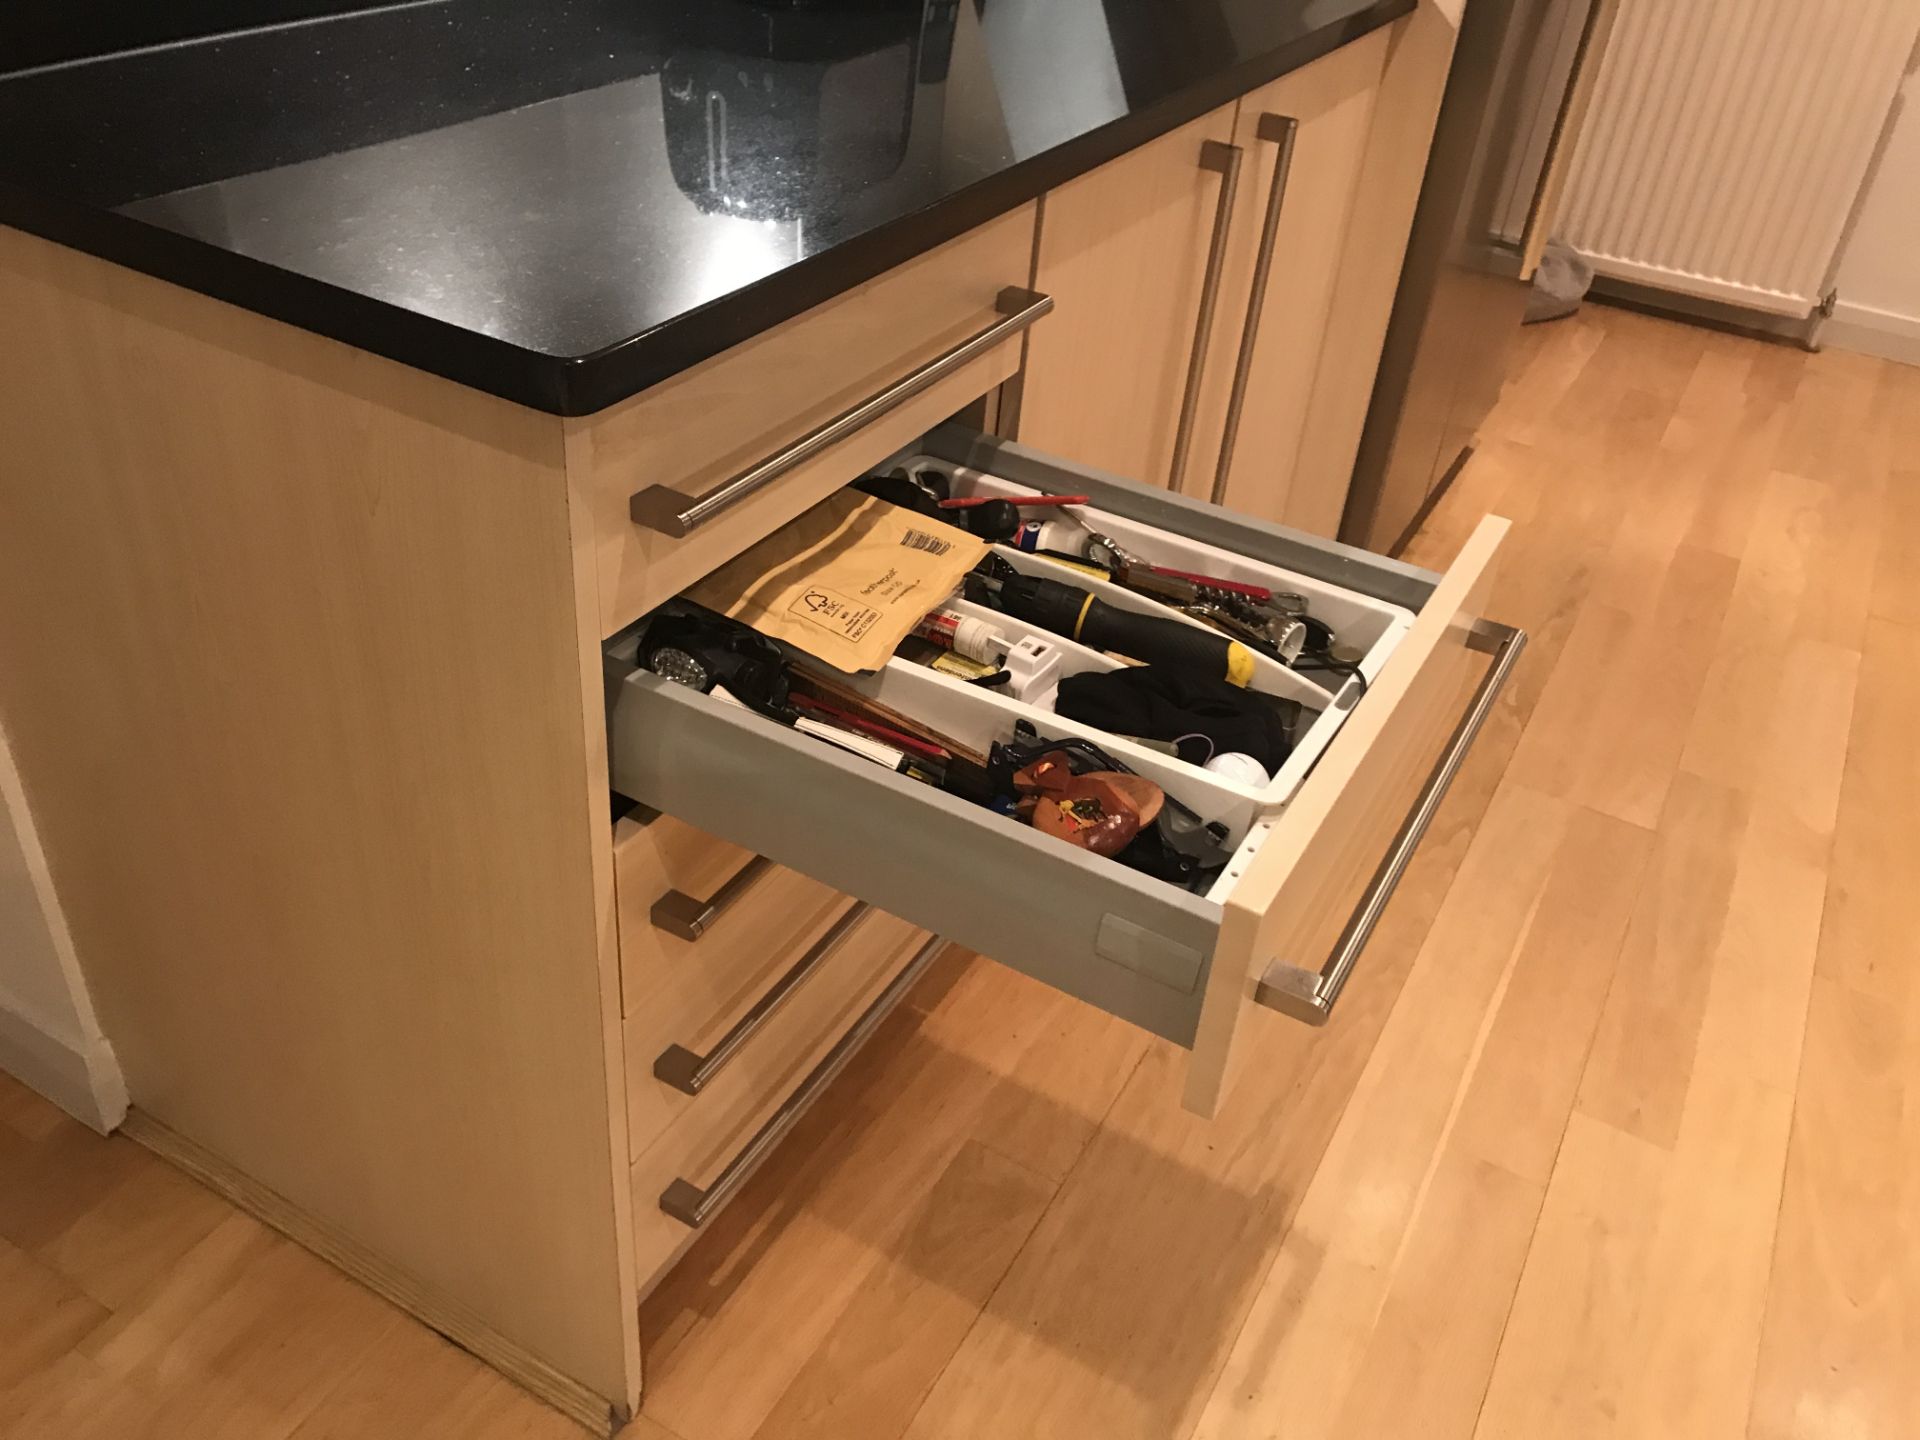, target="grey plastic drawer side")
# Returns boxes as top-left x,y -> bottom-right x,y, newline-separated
920,424 -> 1440,612
608,670 -> 1222,1046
